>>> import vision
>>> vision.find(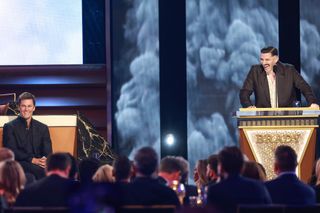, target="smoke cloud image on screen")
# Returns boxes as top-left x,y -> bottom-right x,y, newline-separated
0,0 -> 82,65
